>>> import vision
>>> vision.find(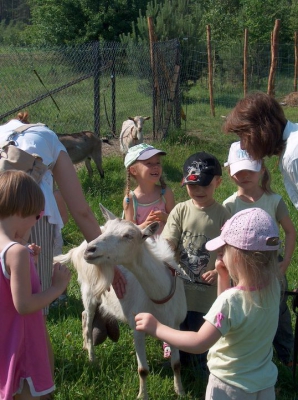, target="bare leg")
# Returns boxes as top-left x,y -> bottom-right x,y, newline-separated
40,316 -> 54,400
14,380 -> 40,400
